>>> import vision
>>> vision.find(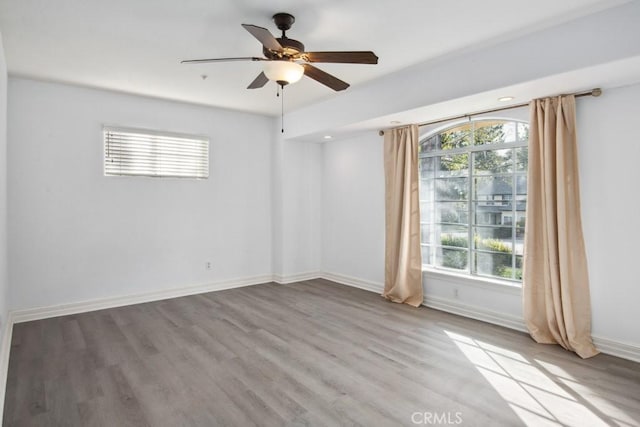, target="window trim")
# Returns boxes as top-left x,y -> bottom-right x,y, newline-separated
423,266 -> 523,294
